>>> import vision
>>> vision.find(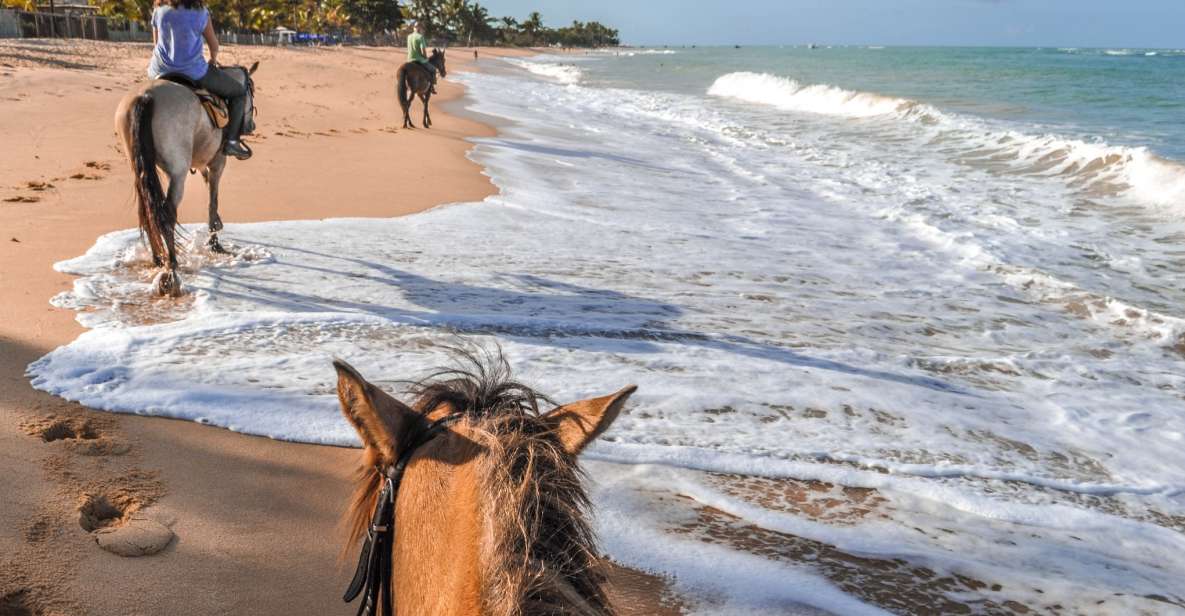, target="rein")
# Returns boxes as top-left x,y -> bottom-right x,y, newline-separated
238,65 -> 258,119
343,413 -> 462,616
